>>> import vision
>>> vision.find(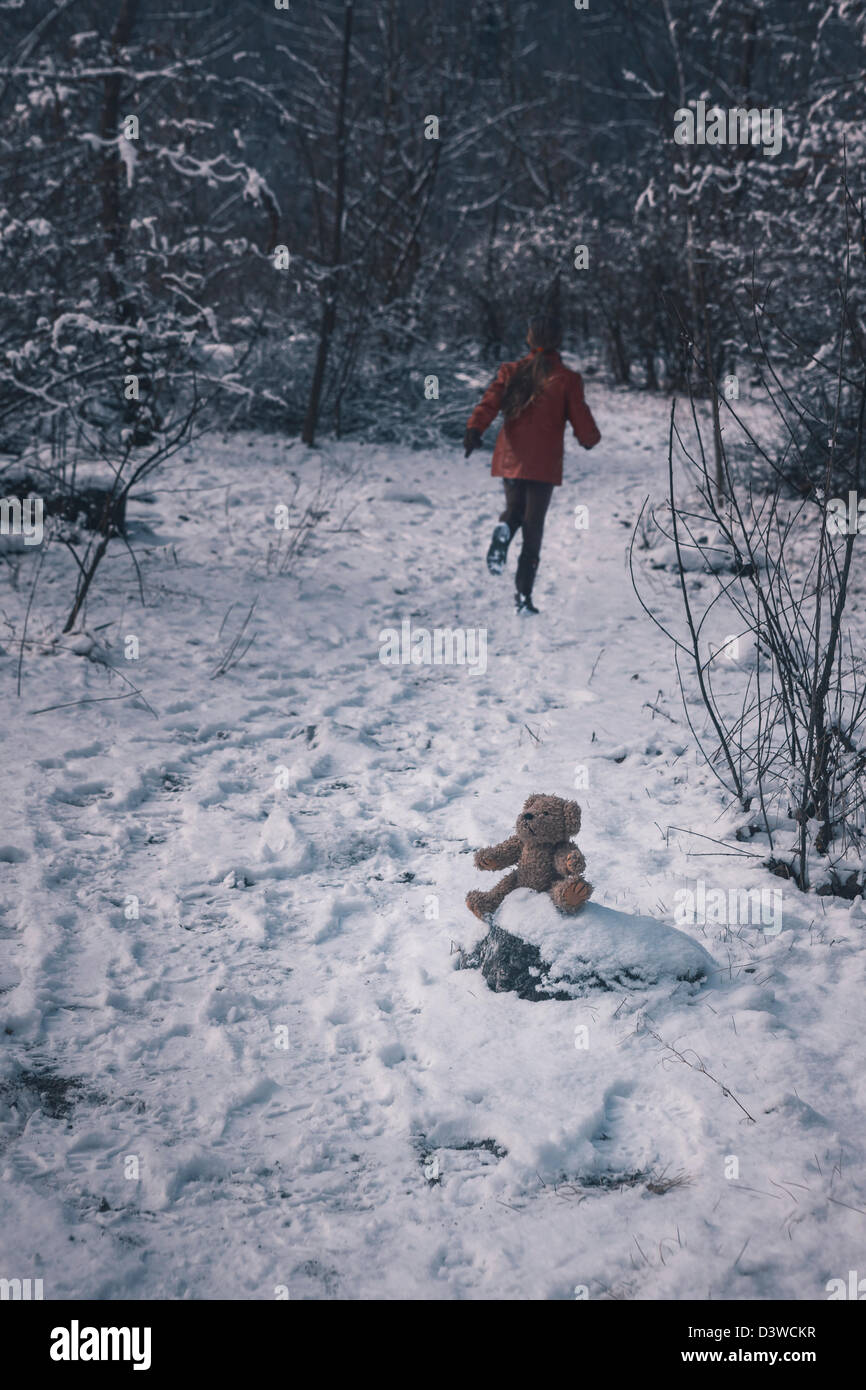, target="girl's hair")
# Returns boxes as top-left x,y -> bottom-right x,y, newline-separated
501,314 -> 562,422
